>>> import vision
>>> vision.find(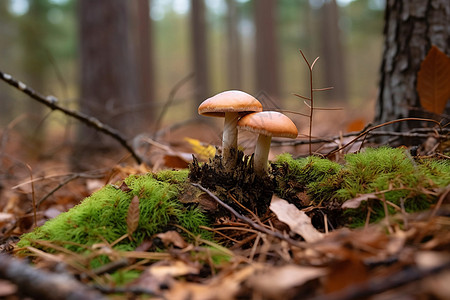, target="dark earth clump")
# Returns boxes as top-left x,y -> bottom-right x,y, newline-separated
188,149 -> 275,218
